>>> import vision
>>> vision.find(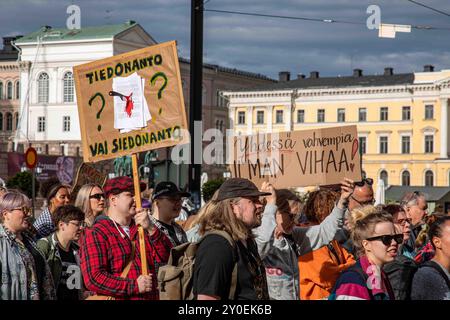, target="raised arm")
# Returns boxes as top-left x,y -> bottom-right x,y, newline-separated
292,178 -> 354,254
